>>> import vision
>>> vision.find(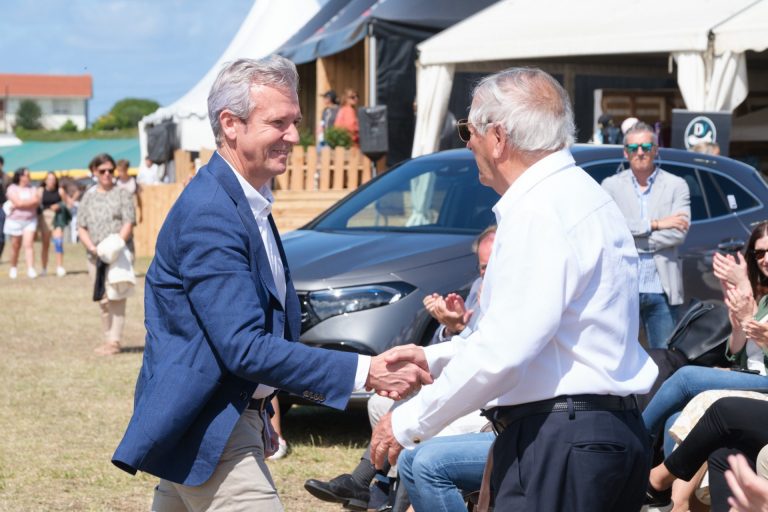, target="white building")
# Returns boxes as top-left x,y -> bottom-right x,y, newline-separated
0,73 -> 92,132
